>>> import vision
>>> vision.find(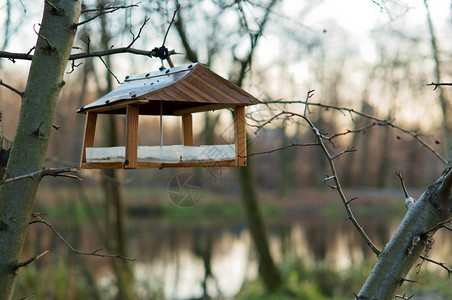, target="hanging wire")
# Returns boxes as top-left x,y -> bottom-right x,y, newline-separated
160,101 -> 163,148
